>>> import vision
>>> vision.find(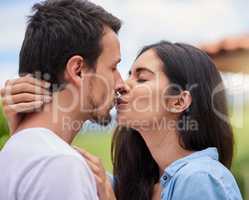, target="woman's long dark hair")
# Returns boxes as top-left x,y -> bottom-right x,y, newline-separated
111,41 -> 234,200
